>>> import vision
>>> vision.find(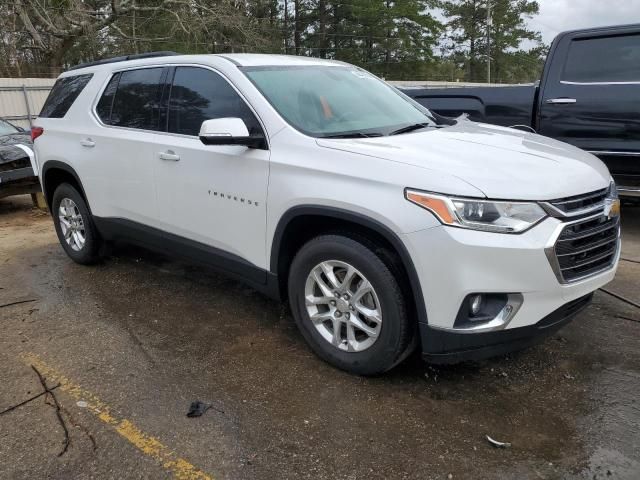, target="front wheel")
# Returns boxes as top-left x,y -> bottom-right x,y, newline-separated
288,235 -> 413,375
52,183 -> 102,264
